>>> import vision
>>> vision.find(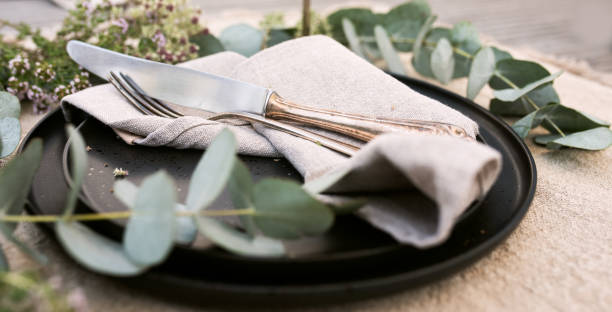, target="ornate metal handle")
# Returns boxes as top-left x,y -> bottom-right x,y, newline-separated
265,92 -> 473,142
